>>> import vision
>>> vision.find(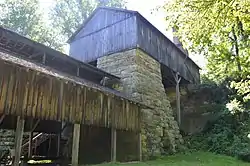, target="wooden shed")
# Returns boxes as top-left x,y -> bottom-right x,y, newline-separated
0,26 -> 144,165
68,7 -> 200,86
